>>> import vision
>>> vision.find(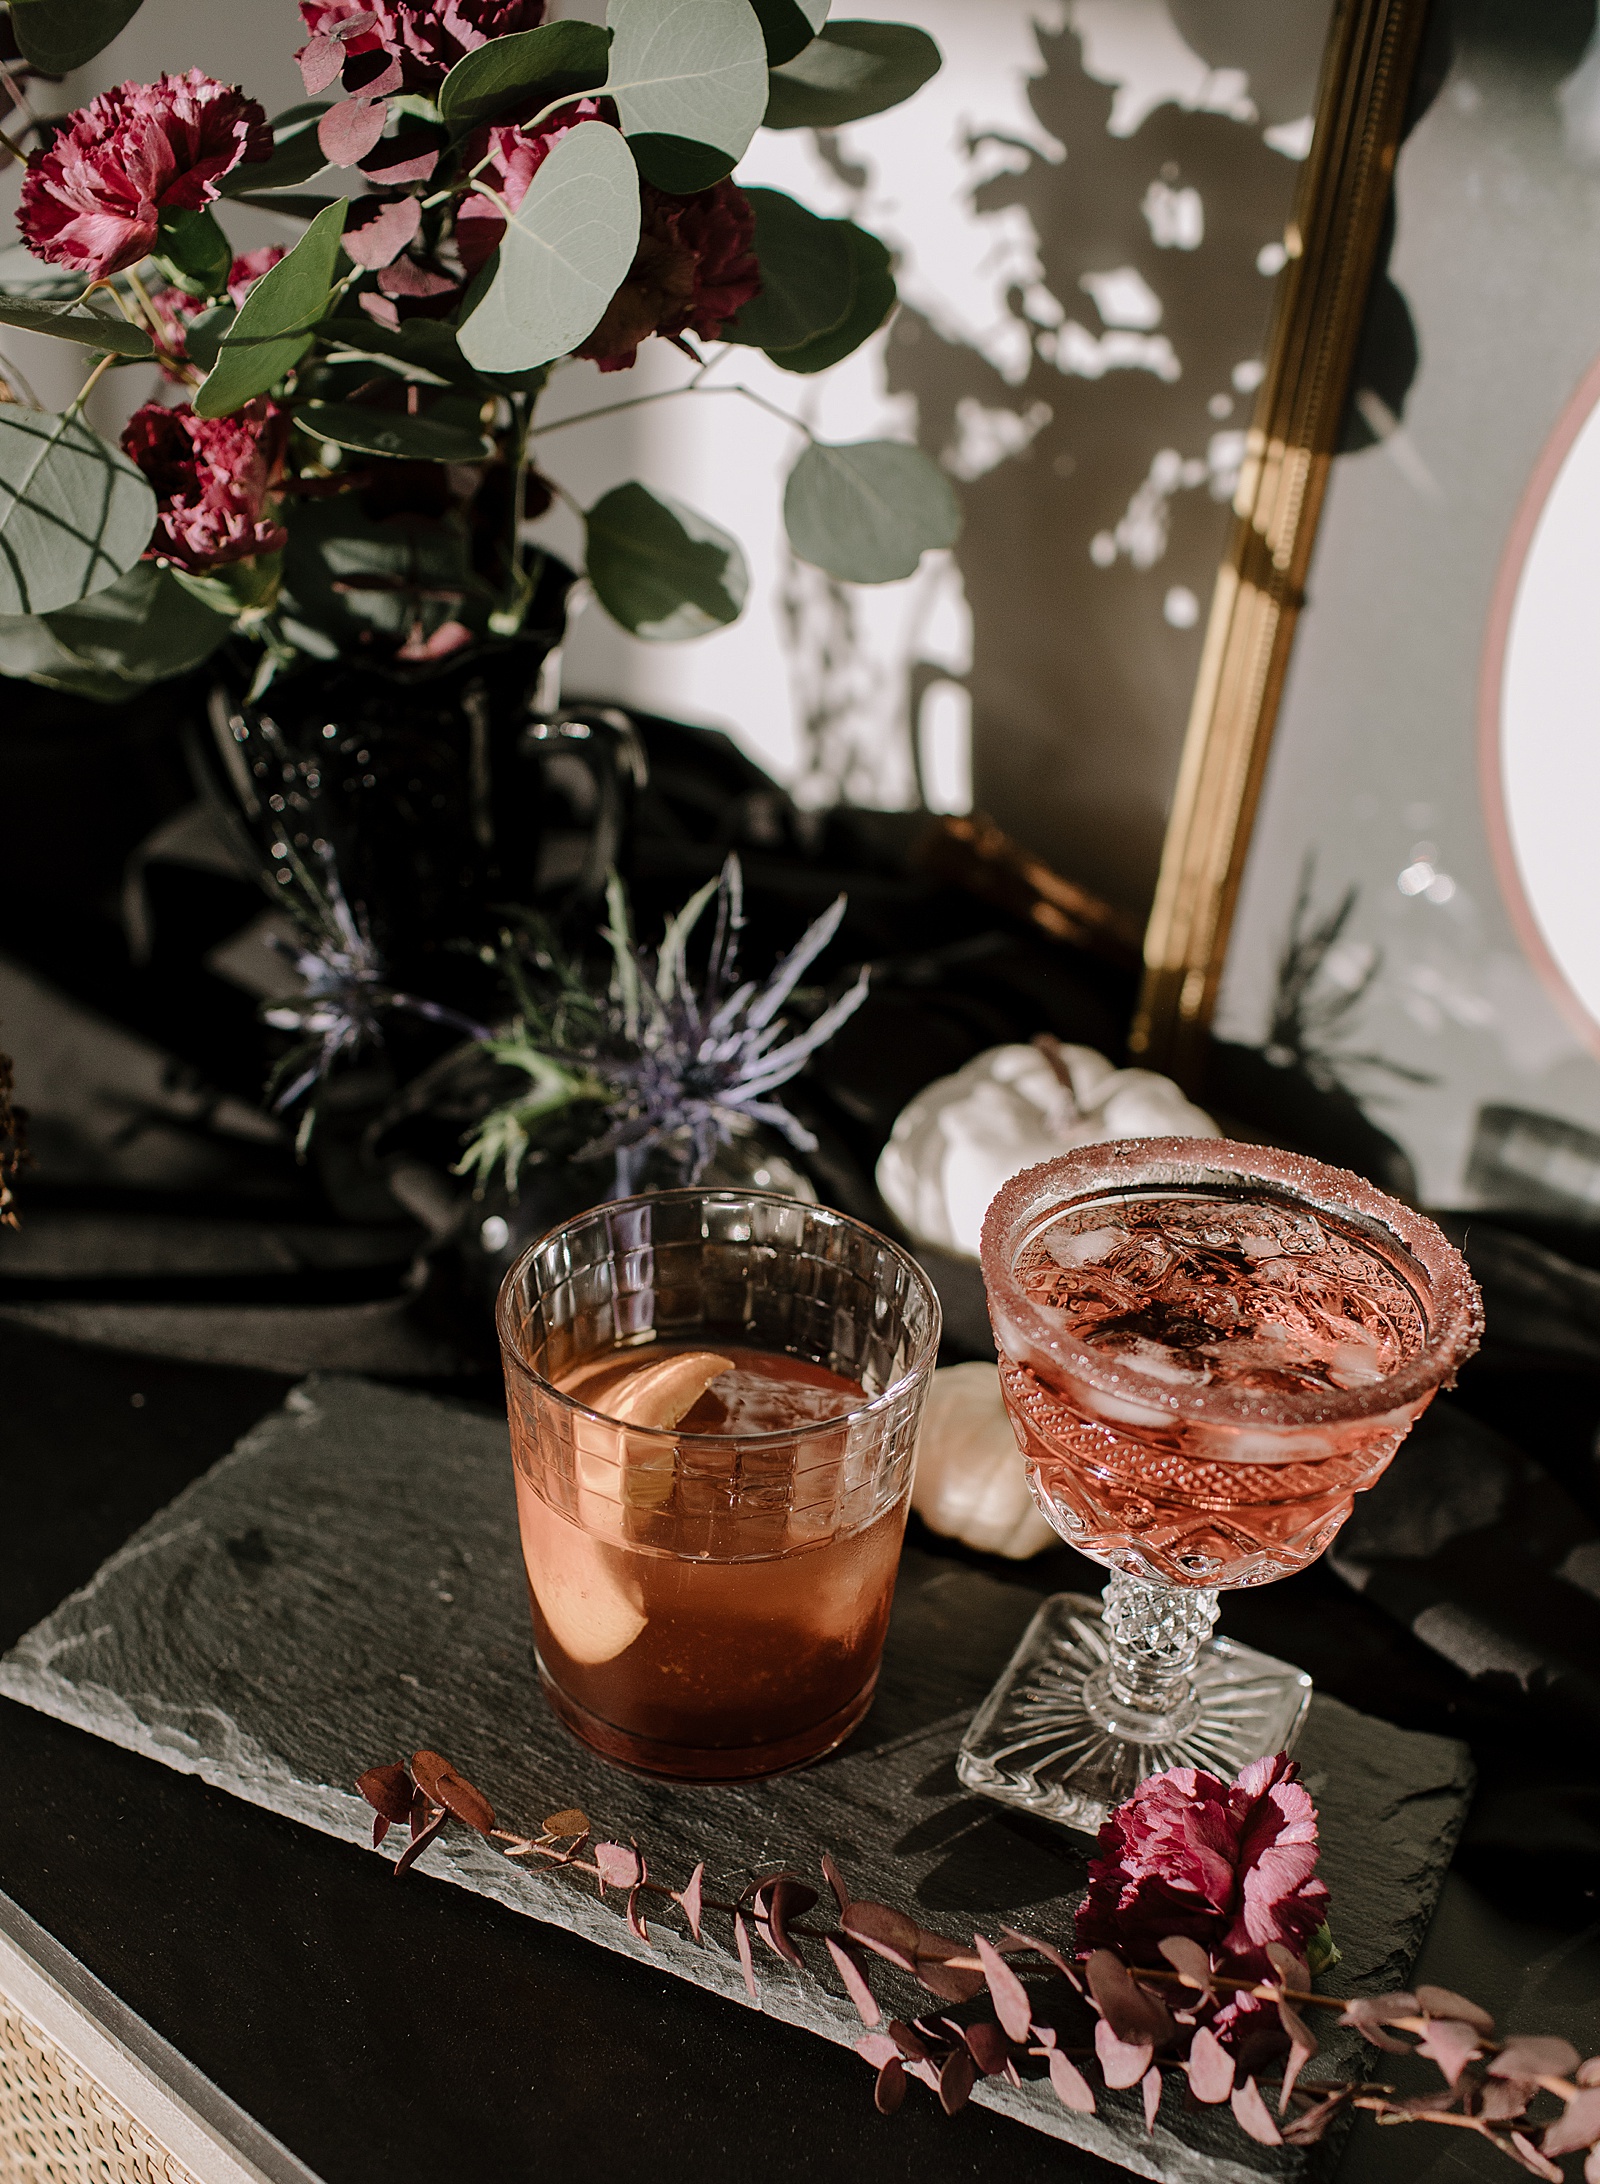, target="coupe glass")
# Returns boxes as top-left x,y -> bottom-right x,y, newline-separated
499,1189 -> 940,1780
957,1138 -> 1482,1832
